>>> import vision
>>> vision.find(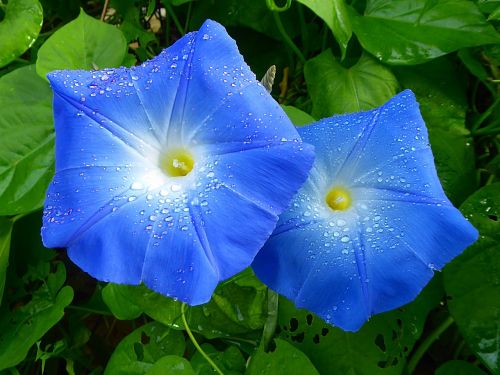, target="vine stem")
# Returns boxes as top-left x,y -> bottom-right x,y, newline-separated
165,2 -> 185,36
407,315 -> 454,374
100,0 -> 110,21
471,96 -> 500,131
272,11 -> 305,63
66,305 -> 113,316
260,289 -> 279,351
181,303 -> 224,375
471,119 -> 500,136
